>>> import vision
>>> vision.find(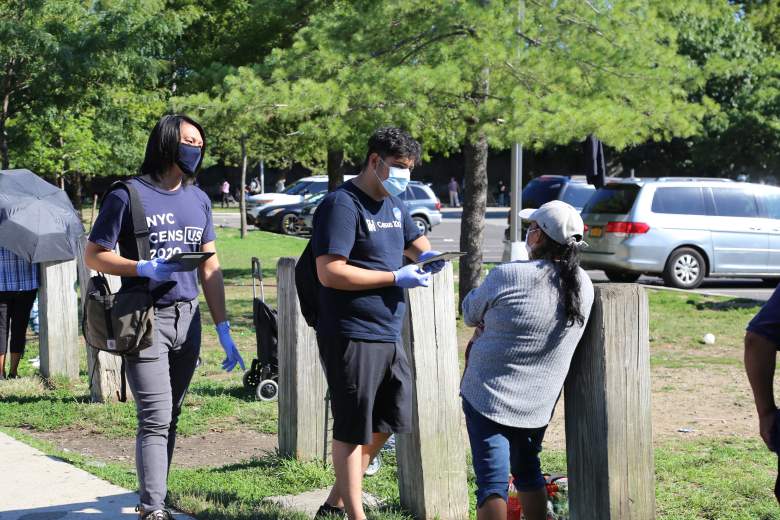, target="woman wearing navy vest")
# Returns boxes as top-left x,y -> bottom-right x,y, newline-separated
85,115 -> 245,520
